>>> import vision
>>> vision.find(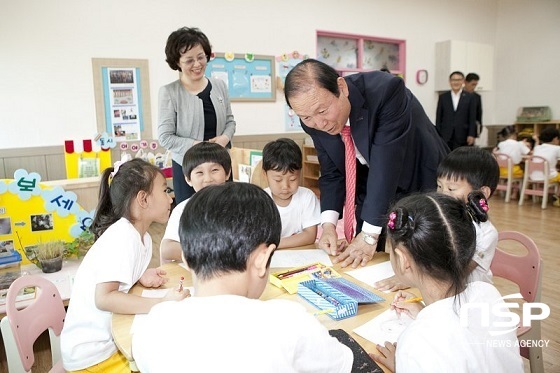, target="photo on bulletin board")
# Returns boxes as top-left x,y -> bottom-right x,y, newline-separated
92,58 -> 153,144
205,53 -> 276,102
